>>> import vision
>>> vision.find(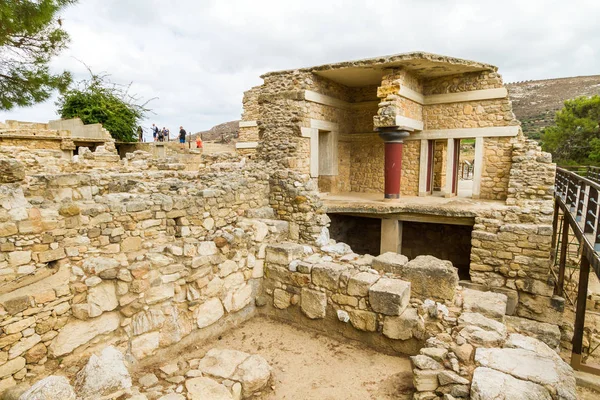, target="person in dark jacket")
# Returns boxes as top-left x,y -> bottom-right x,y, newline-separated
179,126 -> 186,149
